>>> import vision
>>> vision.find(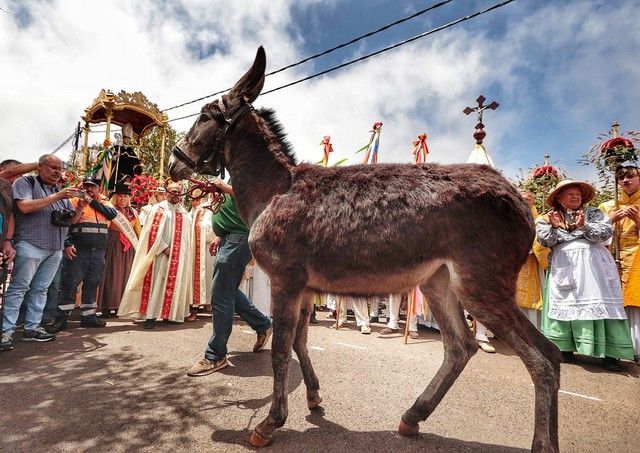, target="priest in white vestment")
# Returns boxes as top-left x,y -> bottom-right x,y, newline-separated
186,193 -> 215,321
118,182 -> 192,328
139,186 -> 166,227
